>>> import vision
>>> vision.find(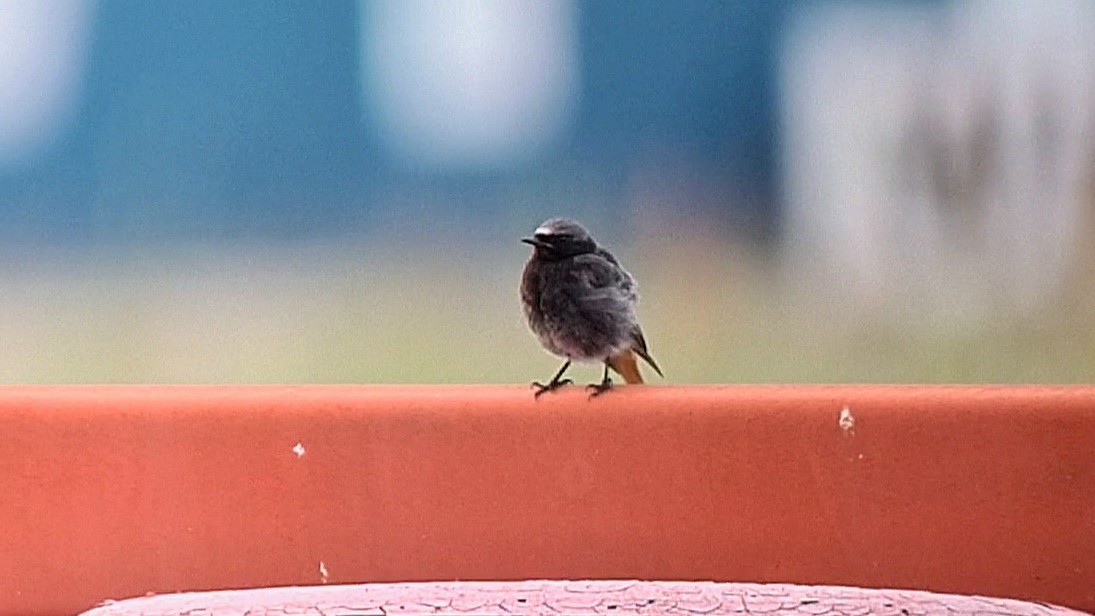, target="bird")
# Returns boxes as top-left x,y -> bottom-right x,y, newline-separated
520,217 -> 663,397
